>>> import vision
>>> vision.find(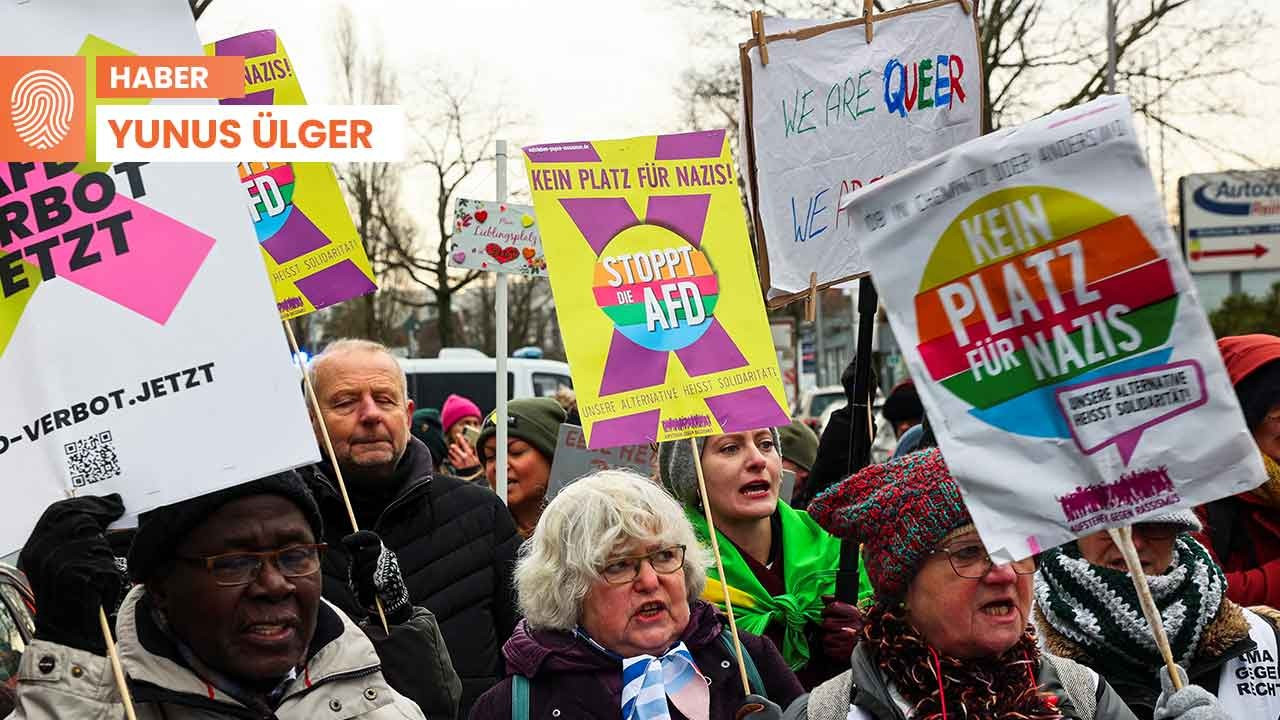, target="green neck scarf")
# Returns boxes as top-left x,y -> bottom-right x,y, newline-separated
688,502 -> 842,670
1035,536 -> 1225,681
